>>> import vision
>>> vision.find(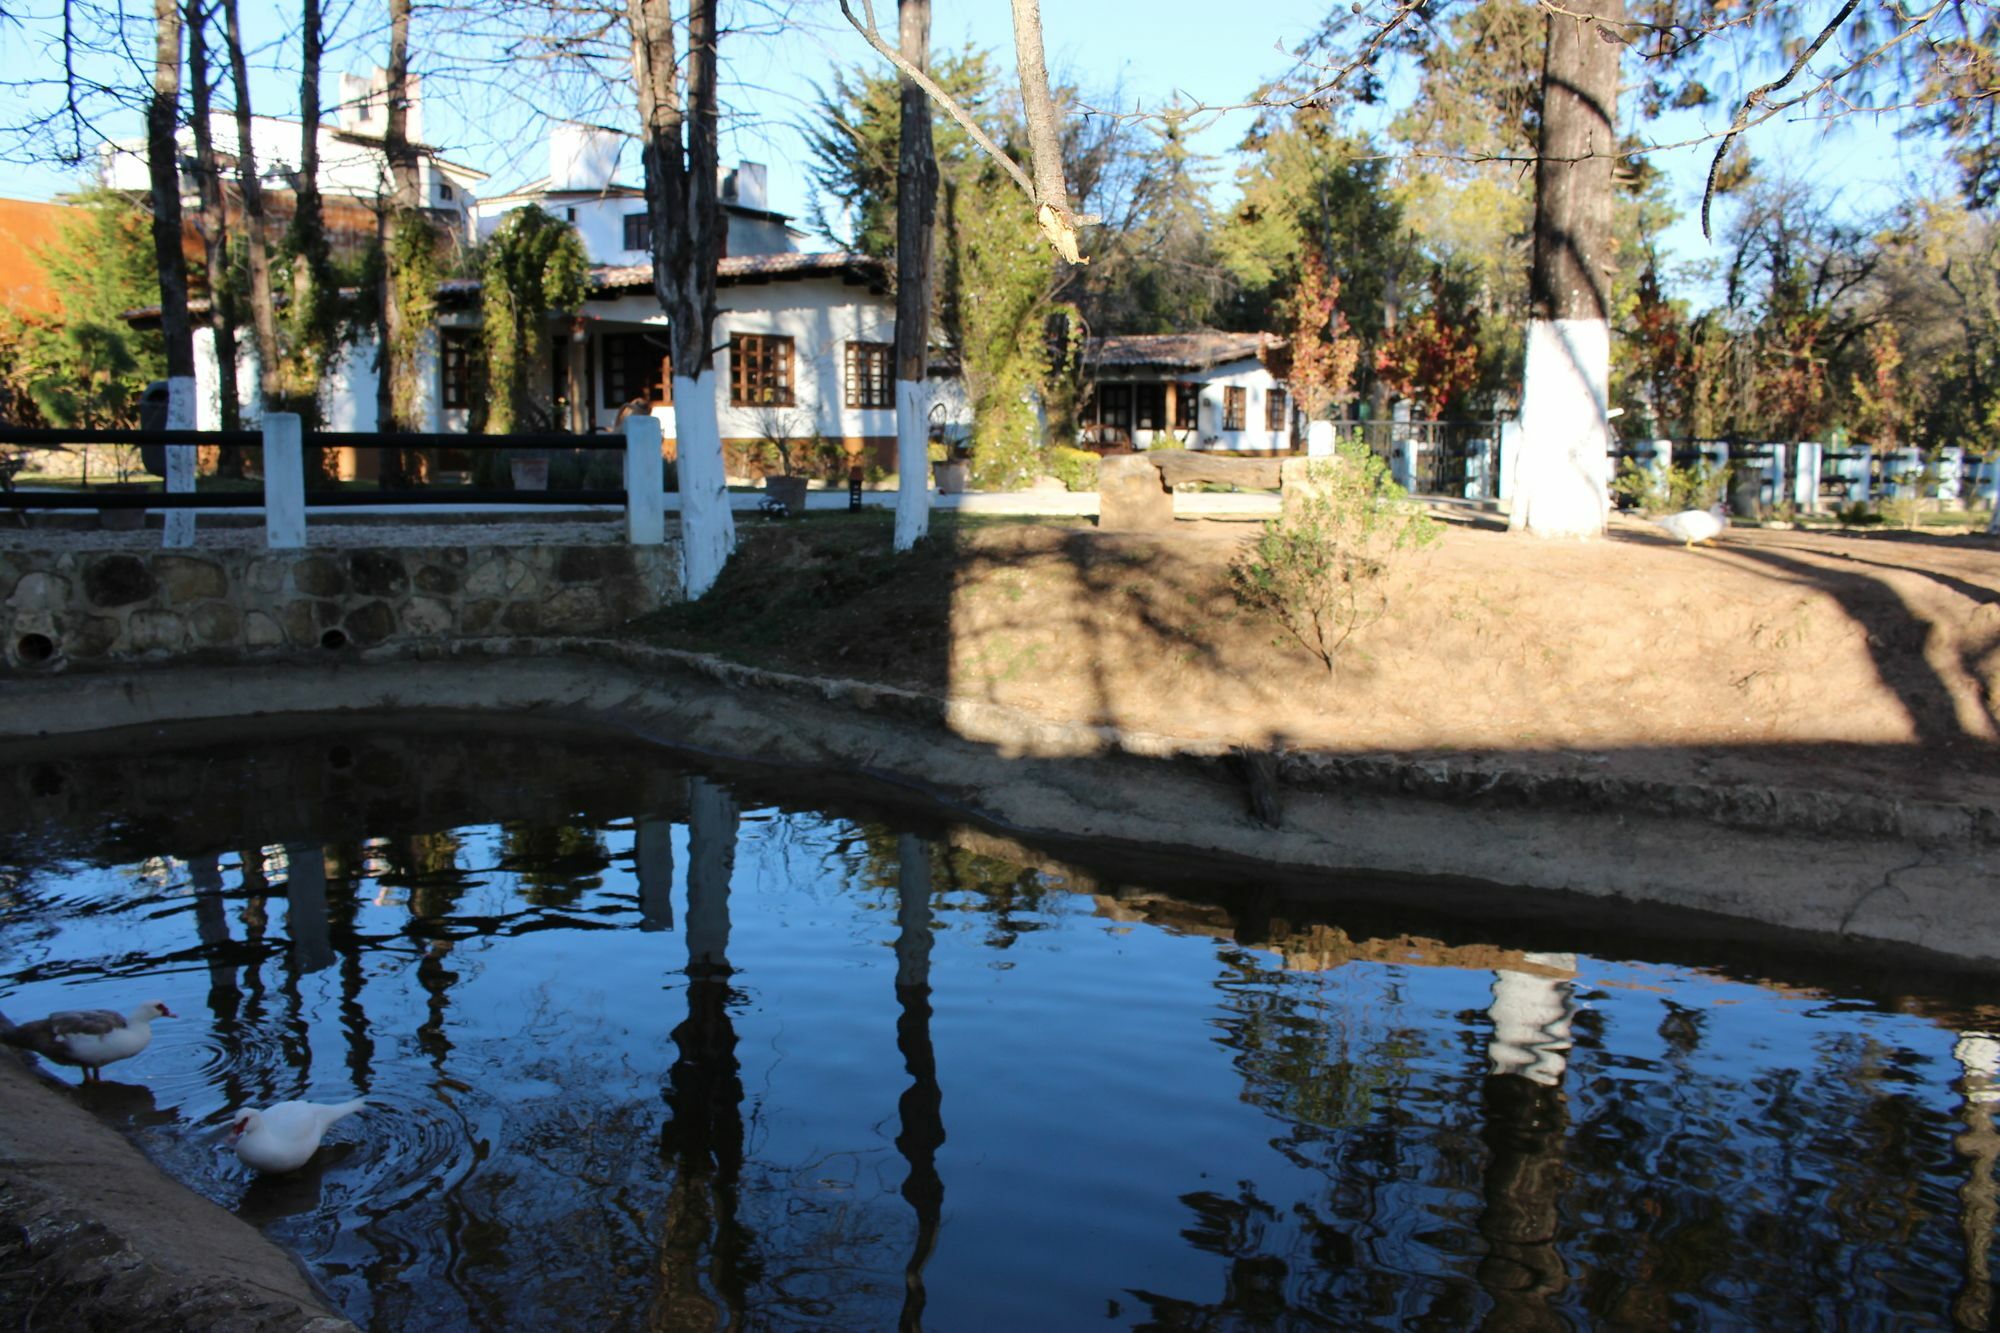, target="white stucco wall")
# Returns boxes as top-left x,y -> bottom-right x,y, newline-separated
582,277 -> 904,444
476,194 -> 800,266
